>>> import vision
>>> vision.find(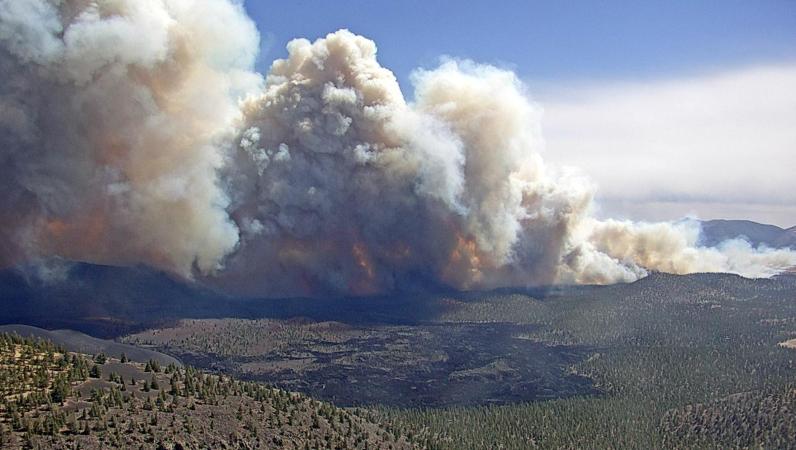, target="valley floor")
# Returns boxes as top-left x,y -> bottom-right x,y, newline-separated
3,272 -> 796,448
125,273 -> 796,449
